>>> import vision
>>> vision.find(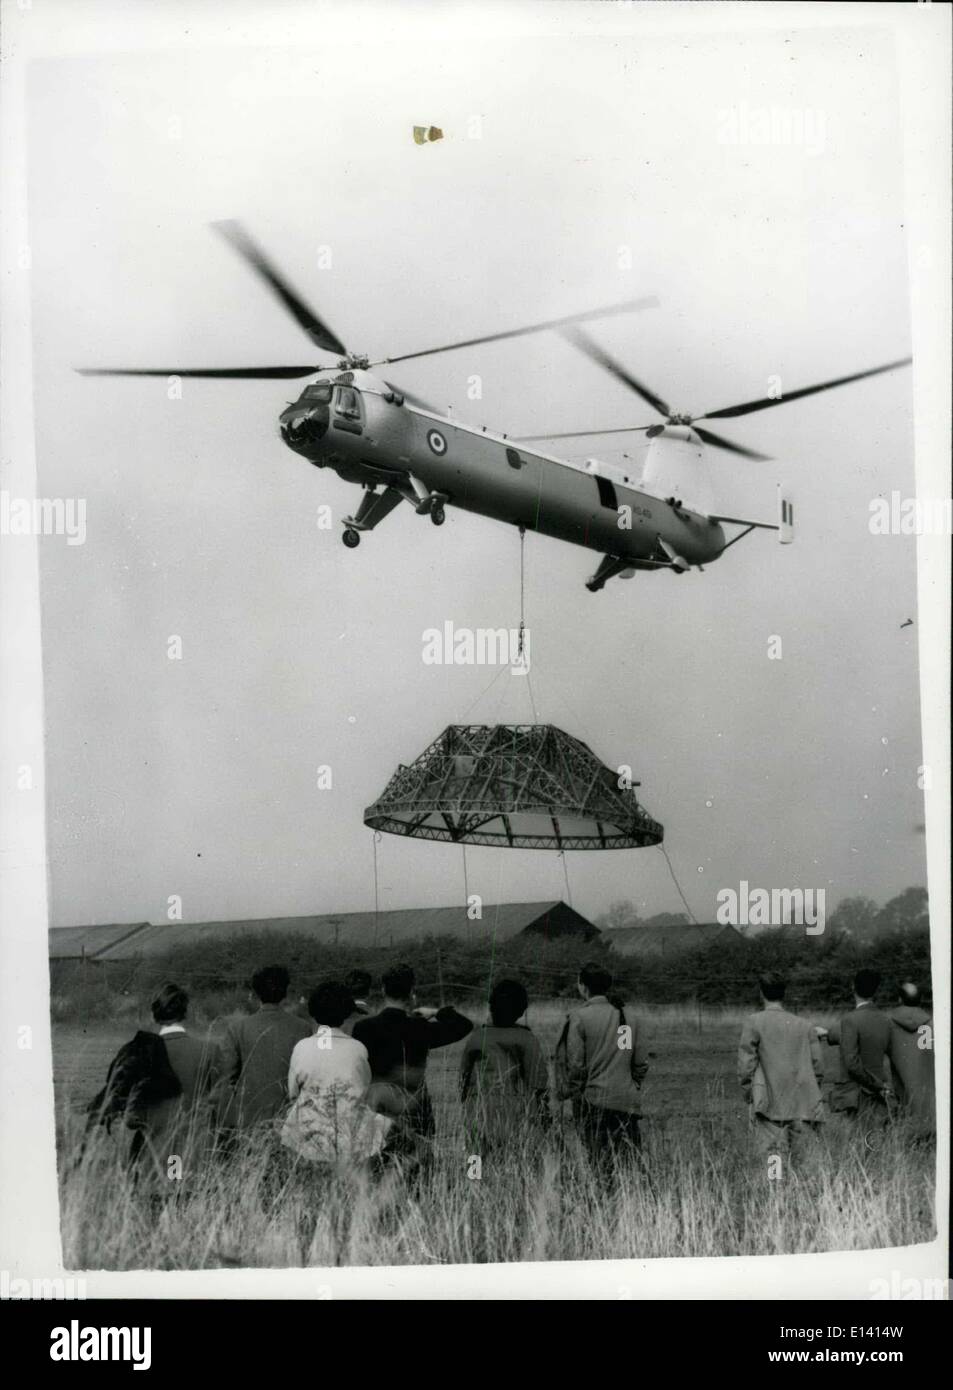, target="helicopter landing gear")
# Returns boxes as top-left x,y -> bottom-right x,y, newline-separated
410,488 -> 449,521
340,484 -> 406,547
657,537 -> 690,573
586,553 -> 631,592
